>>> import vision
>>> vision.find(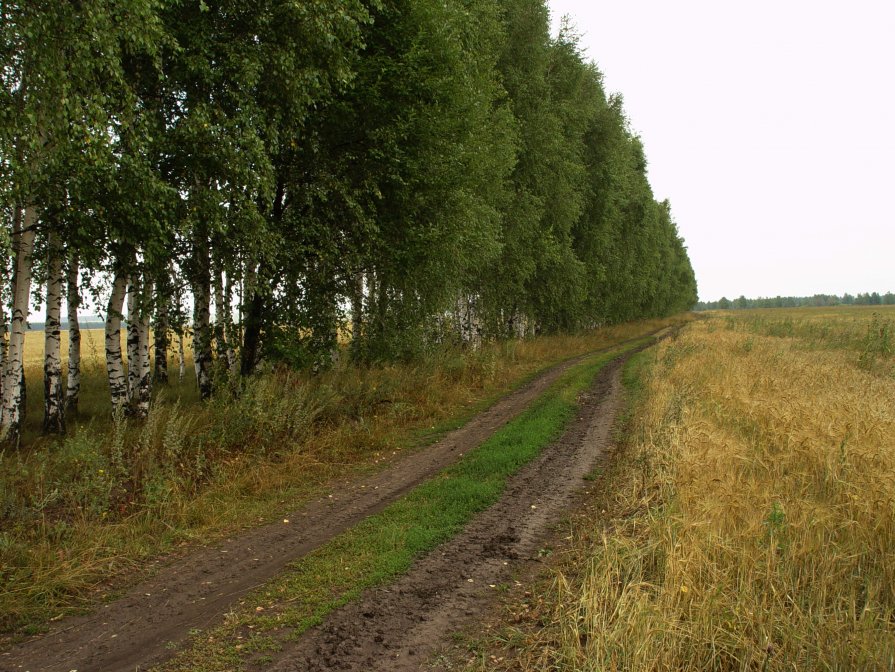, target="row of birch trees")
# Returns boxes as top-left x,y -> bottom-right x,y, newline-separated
1,0 -> 697,443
